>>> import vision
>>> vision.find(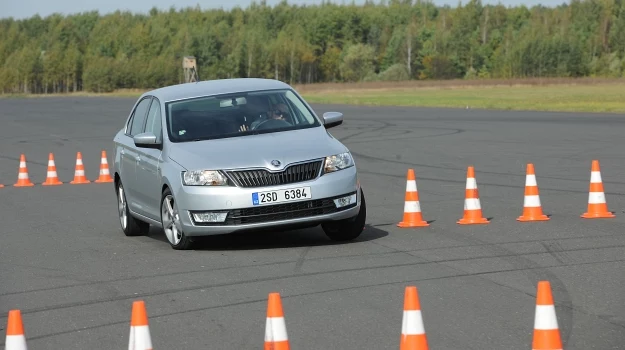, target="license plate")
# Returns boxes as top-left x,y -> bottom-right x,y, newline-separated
252,187 -> 312,206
